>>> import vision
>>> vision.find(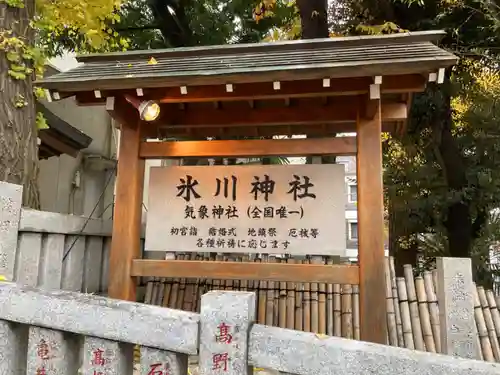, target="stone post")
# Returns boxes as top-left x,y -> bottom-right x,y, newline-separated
82,336 -> 133,375
0,181 -> 22,281
27,327 -> 80,375
436,257 -> 480,359
140,346 -> 188,375
0,182 -> 25,374
199,291 -> 256,375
